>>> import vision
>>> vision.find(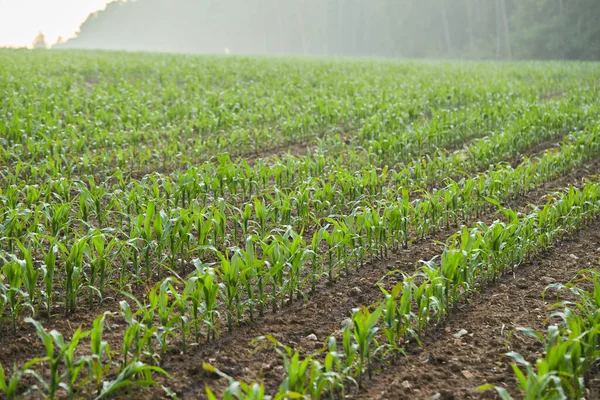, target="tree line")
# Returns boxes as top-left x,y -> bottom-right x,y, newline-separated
55,0 -> 600,60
